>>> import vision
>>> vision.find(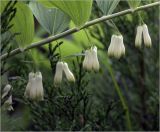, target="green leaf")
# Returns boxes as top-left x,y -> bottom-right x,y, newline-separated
10,2 -> 34,48
49,0 -> 93,27
0,1 -> 8,13
96,0 -> 120,15
70,21 -> 104,49
43,39 -> 82,58
29,2 -> 70,35
36,0 -> 54,8
127,0 -> 141,9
